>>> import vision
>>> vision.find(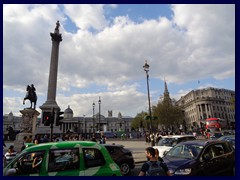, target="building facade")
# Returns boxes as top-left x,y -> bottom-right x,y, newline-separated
59,106 -> 133,134
3,108 -> 133,137
176,87 -> 235,130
